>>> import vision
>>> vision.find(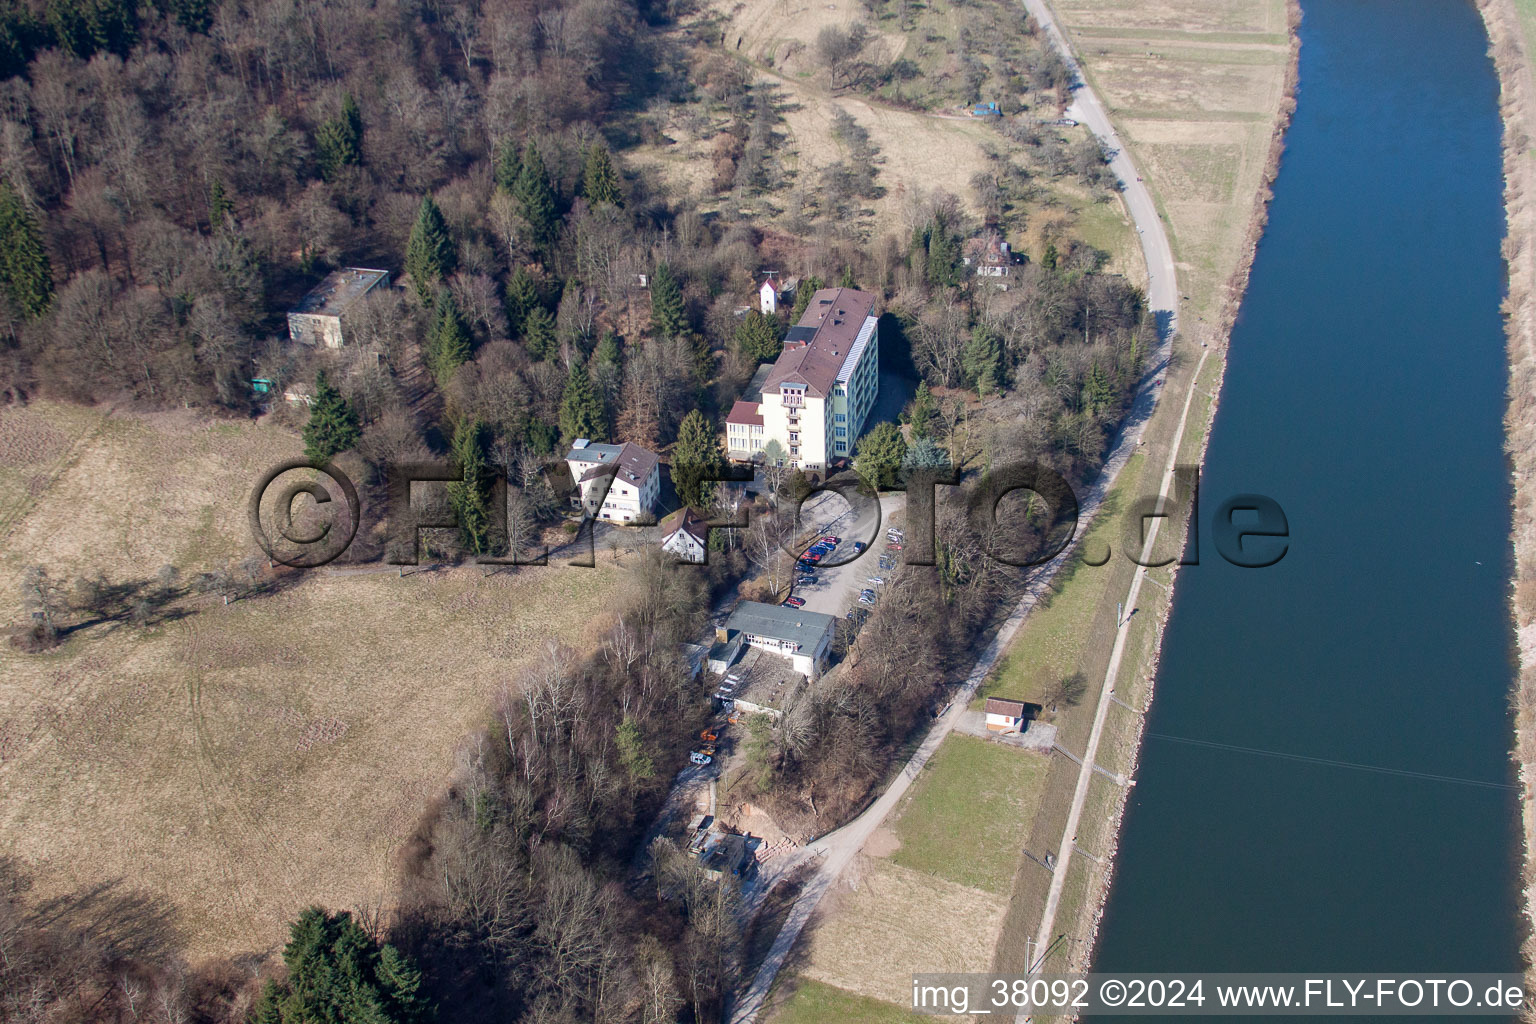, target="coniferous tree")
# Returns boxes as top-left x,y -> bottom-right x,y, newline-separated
559,360 -> 606,441
522,305 -> 557,361
963,324 -> 1003,395
250,980 -> 284,1024
839,264 -> 856,289
926,221 -> 961,288
208,177 -> 233,232
648,263 -> 685,339
673,409 -> 723,510
404,196 -> 456,304
0,181 -> 51,319
494,137 -> 523,194
426,290 -> 472,386
377,944 -> 429,1023
265,907 -> 432,1023
1041,241 -> 1059,271
734,309 -> 781,362
854,420 -> 907,488
302,370 -> 360,462
908,380 -> 936,439
790,275 -> 823,320
168,0 -> 214,32
316,93 -> 363,181
447,418 -> 492,555
1084,362 -> 1113,415
594,329 -> 622,371
581,142 -> 624,207
504,266 -> 539,336
902,434 -> 951,470
514,141 -> 559,255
